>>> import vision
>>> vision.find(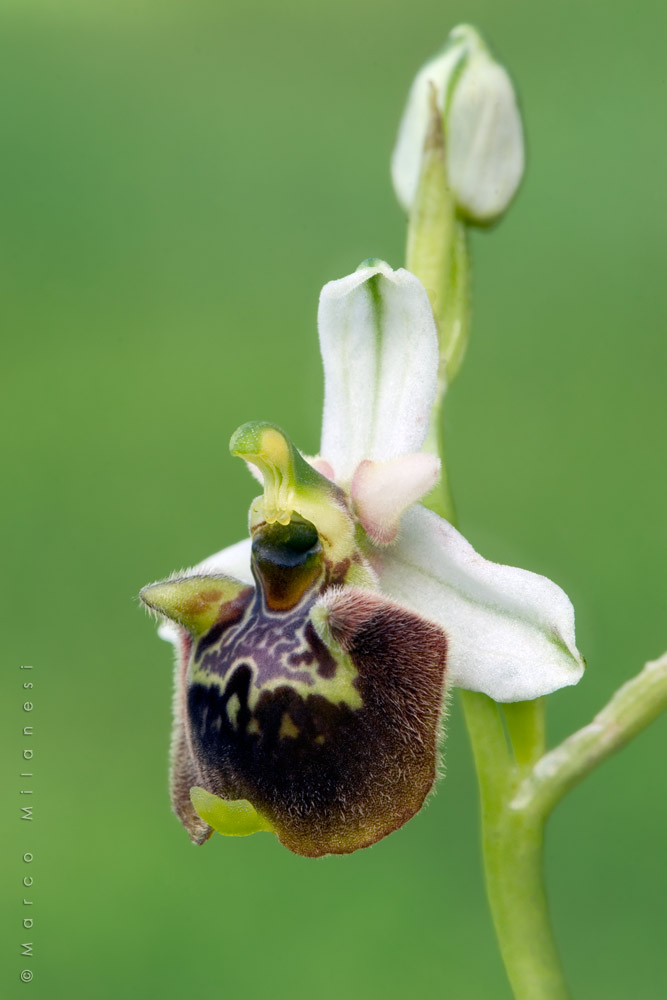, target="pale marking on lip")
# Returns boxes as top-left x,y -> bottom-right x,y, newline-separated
226,694 -> 241,729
